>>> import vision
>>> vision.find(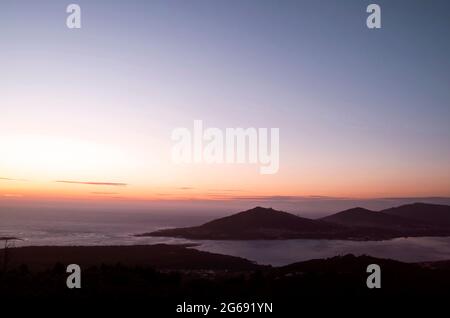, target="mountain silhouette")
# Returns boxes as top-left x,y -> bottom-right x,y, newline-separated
141,207 -> 347,240
139,203 -> 450,240
382,203 -> 450,227
320,207 -> 427,231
